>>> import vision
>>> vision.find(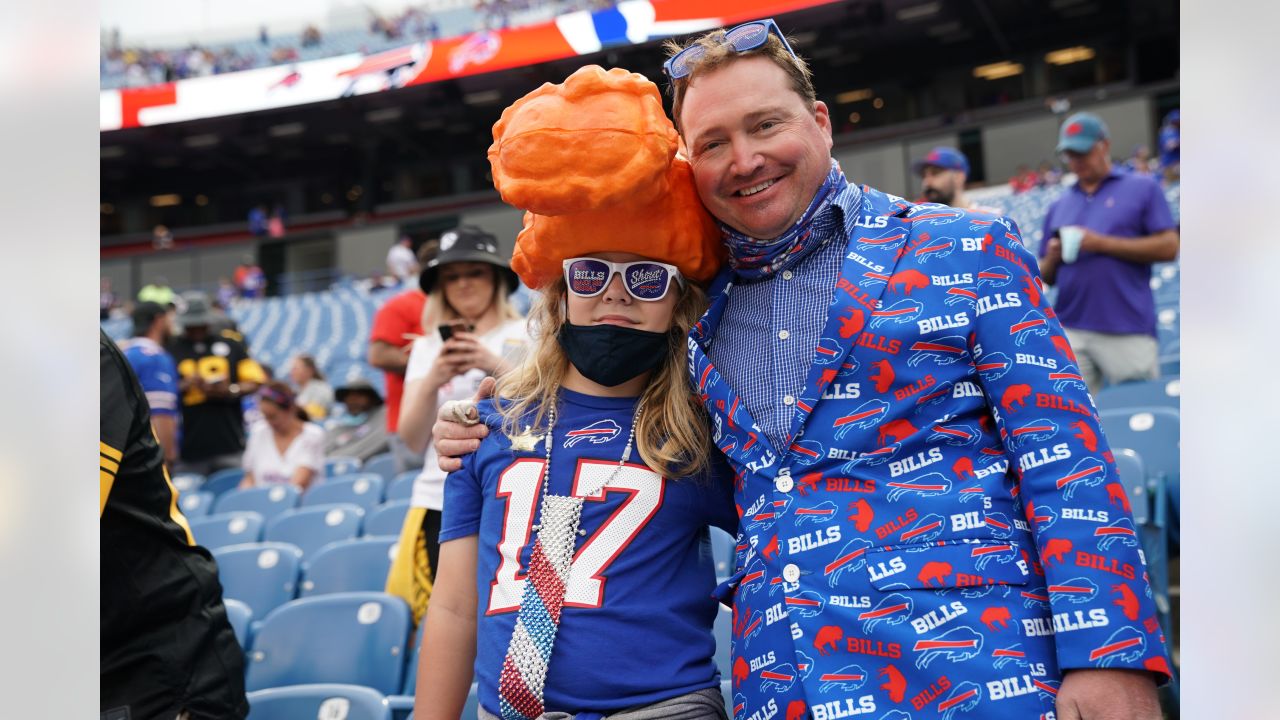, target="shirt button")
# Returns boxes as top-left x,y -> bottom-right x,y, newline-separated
778,329 -> 790,340
775,475 -> 794,493
783,564 -> 801,583
783,395 -> 795,406
782,270 -> 794,280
